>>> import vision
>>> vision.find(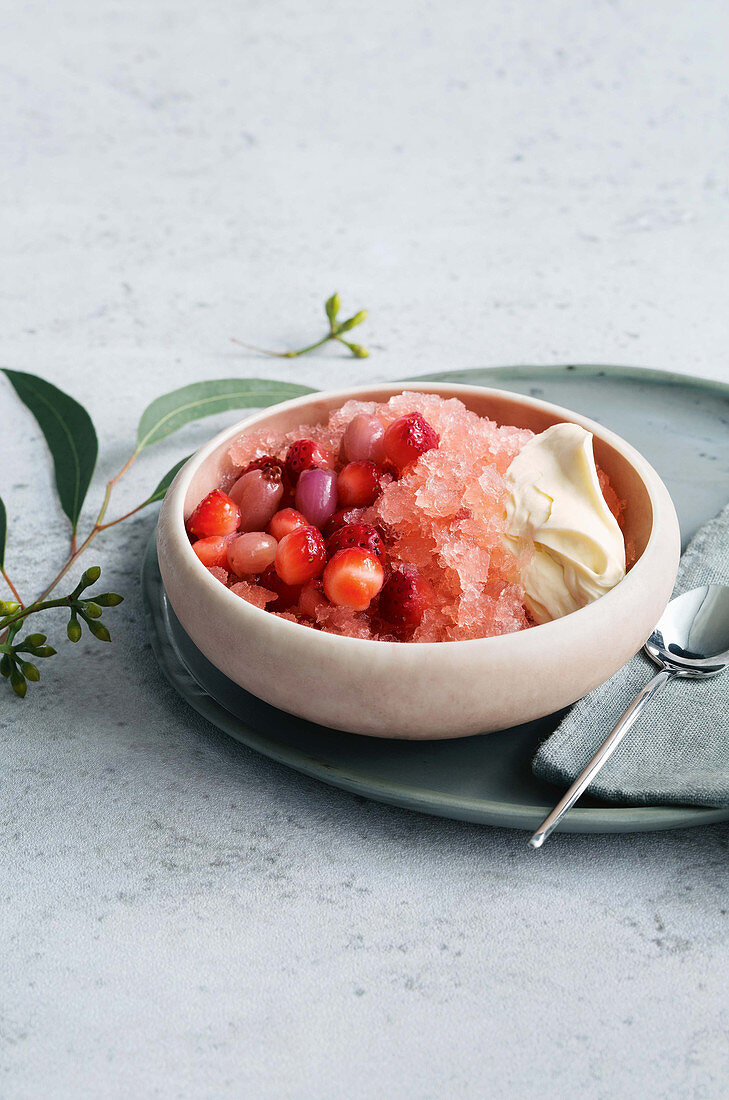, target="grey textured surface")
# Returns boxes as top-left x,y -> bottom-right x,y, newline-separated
536,504 -> 729,806
2,1 -> 729,1097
